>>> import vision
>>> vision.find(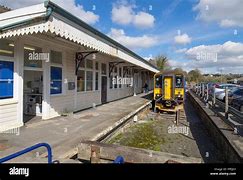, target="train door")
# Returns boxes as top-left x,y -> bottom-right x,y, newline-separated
164,76 -> 173,100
